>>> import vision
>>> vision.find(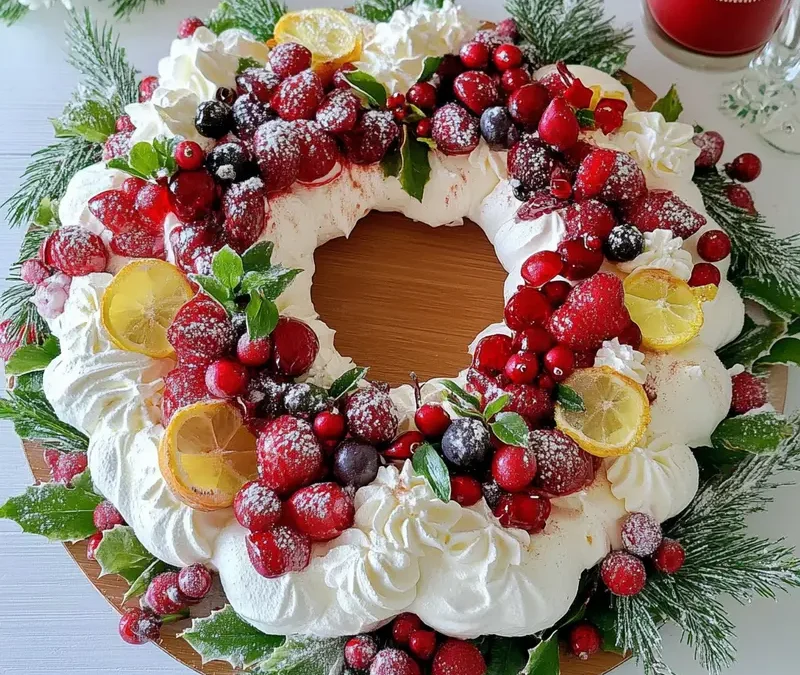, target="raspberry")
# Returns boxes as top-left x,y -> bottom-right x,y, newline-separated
103,131 -> 133,160
453,71 -> 498,115
20,259 -> 49,286
178,563 -> 213,600
257,415 -> 323,495
44,227 -> 107,276
169,221 -> 221,273
246,526 -> 311,578
269,42 -> 313,79
168,169 -> 217,222
472,334 -> 514,376
88,189 -> 137,234
624,189 -> 706,240
530,429 -> 594,496
138,75 -> 159,102
432,640 -> 487,675
432,103 -> 480,156
346,384 -> 399,445
343,110 -> 400,164
601,551 -> 647,596
315,89 -> 360,134
119,608 -> 161,645
392,613 -> 422,644
168,295 -> 235,367
253,119 -> 302,191
145,571 -> 188,615
371,648 -> 421,675
538,97 -> 580,151
653,538 -> 686,574
177,16 -> 205,39
492,444 -> 537,492
286,482 -> 355,541
293,120 -> 340,183
269,317 -> 319,377
332,62 -> 357,88
86,531 -> 103,561
222,177 -> 267,251
564,200 -> 617,242
504,384 -> 554,426
450,475 -> 483,507
415,403 -> 451,438
345,635 -> 379,671
730,371 -> 768,414
32,272 -> 71,320
409,629 -> 437,661
503,351 -> 540,385
51,451 -> 88,486
504,287 -> 552,331
162,367 -> 208,421
621,512 -> 663,557
272,70 -> 324,121
93,500 -> 125,531
569,622 -> 602,660
508,137 -> 557,191
234,480 -> 282,532
507,83 -> 550,127
693,130 -> 724,169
